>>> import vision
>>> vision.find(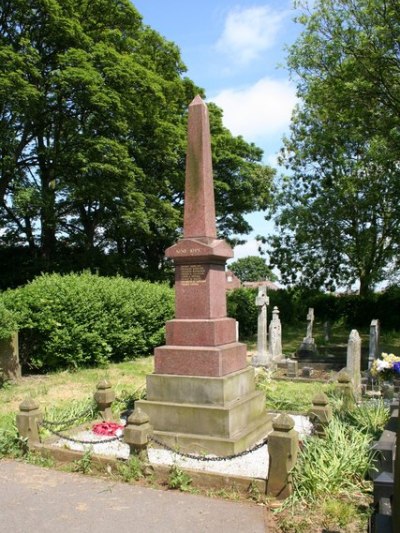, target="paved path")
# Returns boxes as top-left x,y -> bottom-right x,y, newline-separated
0,460 -> 268,532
